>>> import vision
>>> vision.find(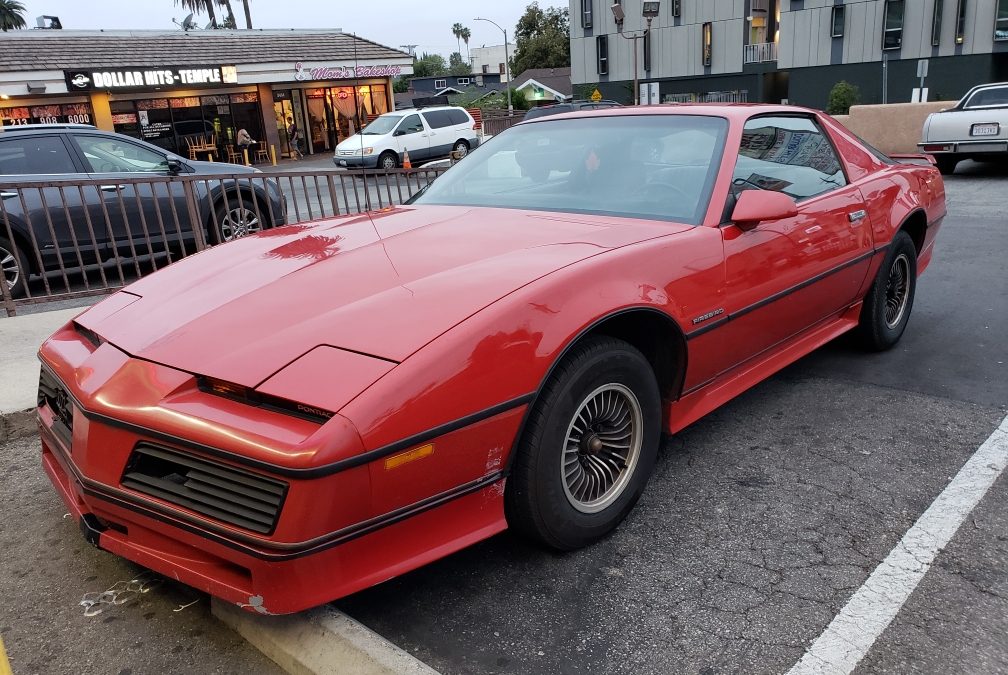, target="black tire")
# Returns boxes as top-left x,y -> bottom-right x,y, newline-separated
0,235 -> 28,300
209,194 -> 269,245
452,139 -> 470,158
505,336 -> 661,551
857,230 -> 917,351
378,151 -> 398,171
935,155 -> 959,175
